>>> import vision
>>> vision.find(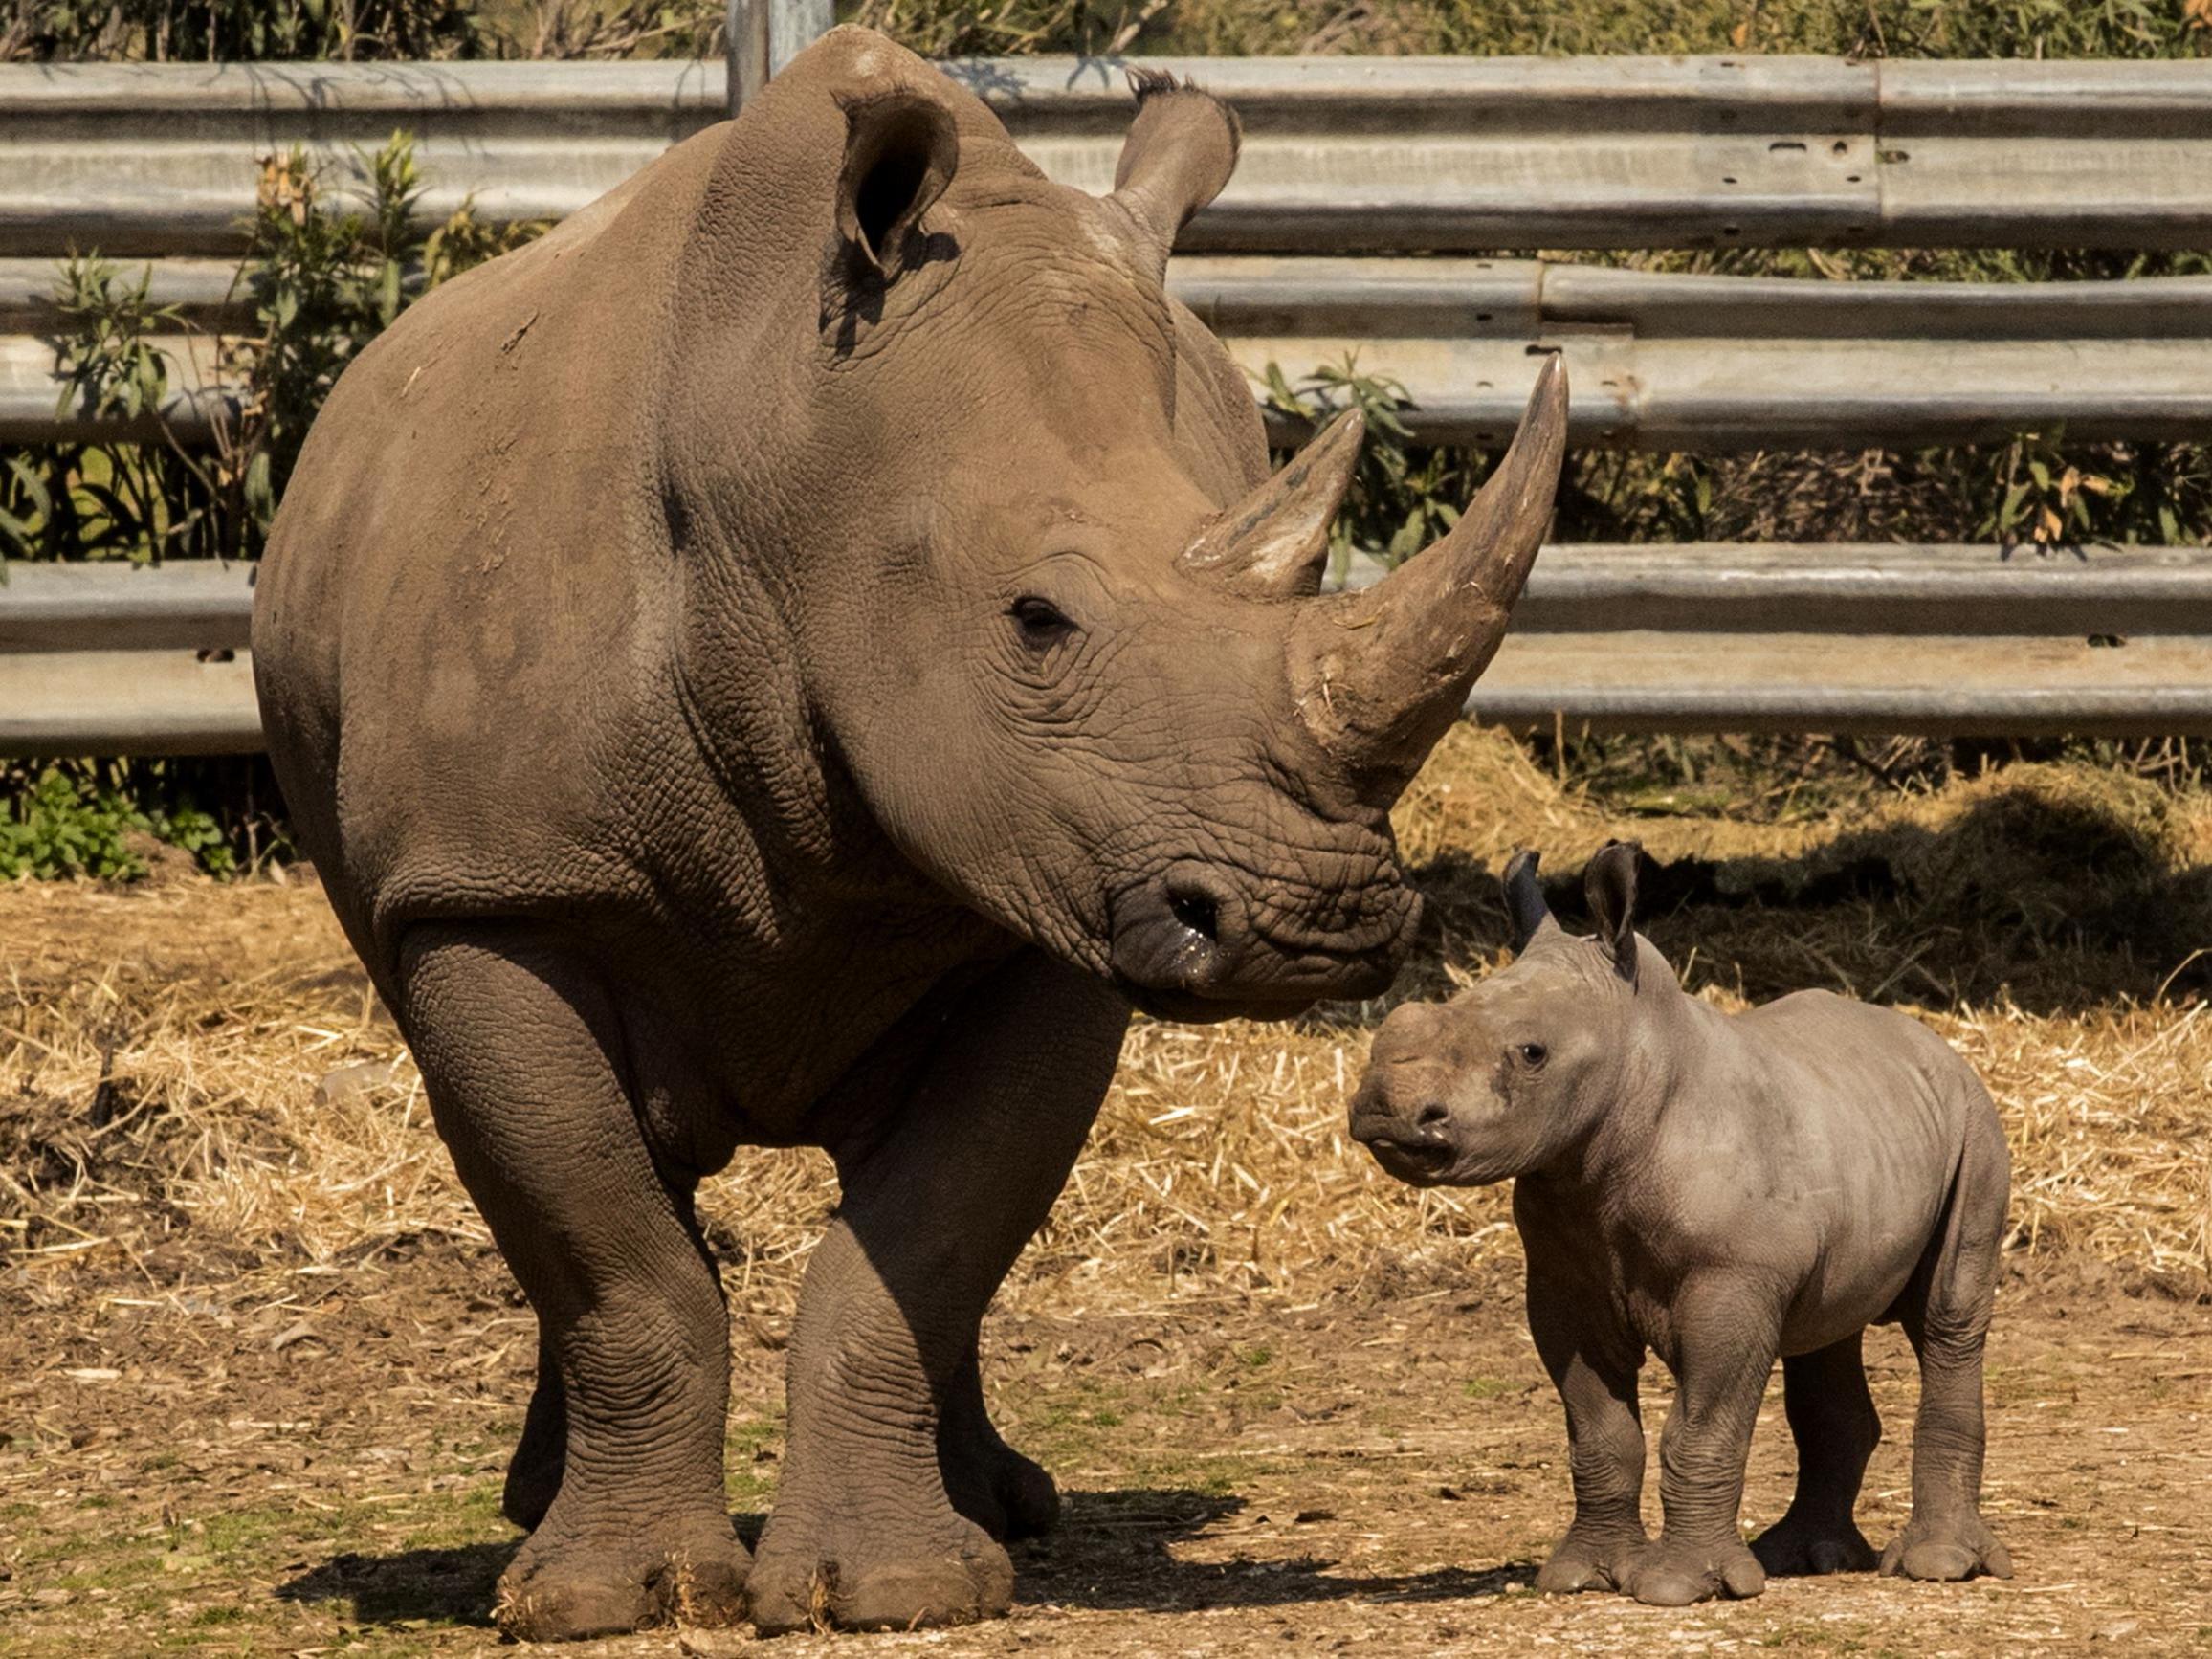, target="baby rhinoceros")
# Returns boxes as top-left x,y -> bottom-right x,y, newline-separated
1350,842 -> 2012,1607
